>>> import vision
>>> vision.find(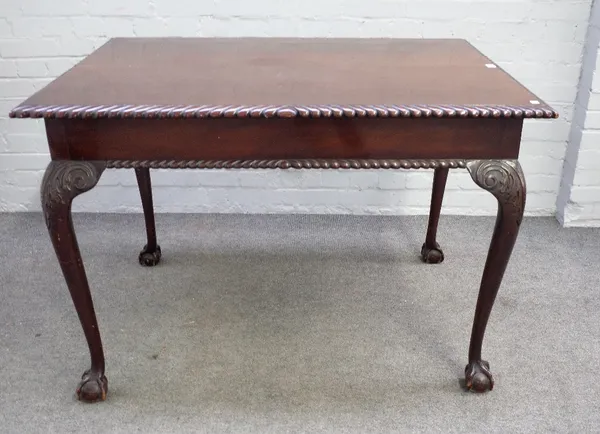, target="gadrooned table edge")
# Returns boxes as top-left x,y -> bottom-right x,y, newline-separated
9,103 -> 559,119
